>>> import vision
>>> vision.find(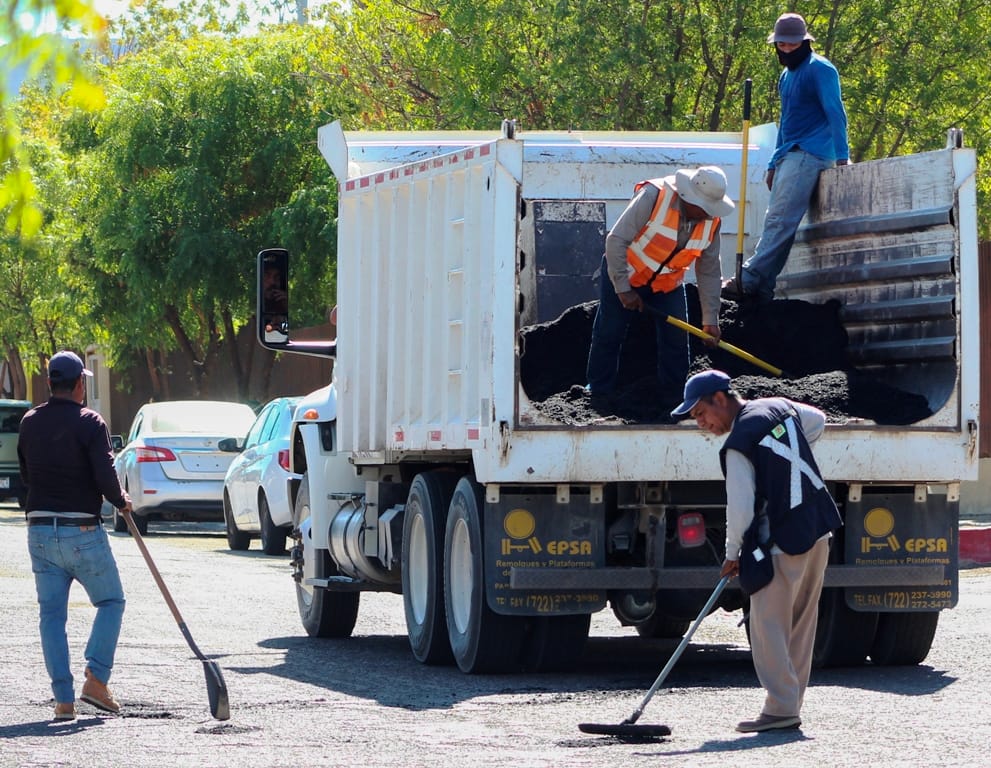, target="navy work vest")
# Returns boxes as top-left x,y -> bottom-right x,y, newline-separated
720,398 -> 842,555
